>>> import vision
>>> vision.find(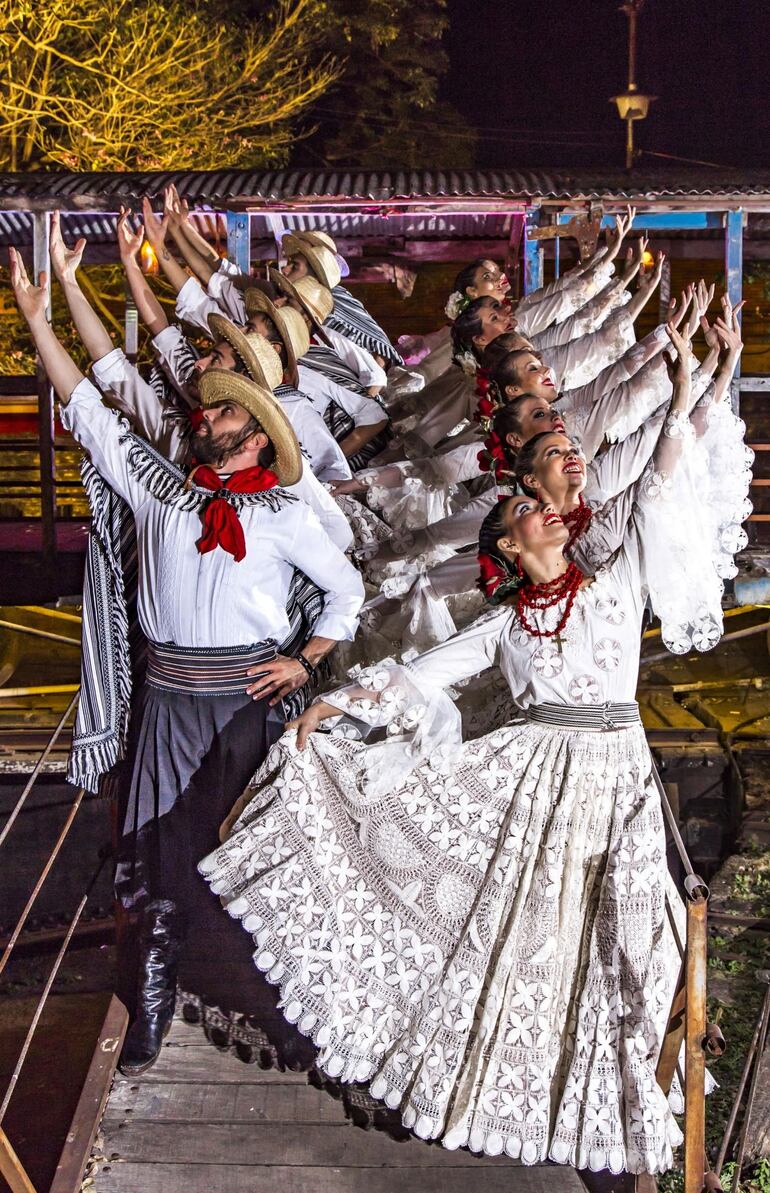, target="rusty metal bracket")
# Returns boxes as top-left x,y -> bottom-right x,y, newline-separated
526,209 -> 603,260
705,1021 -> 726,1058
